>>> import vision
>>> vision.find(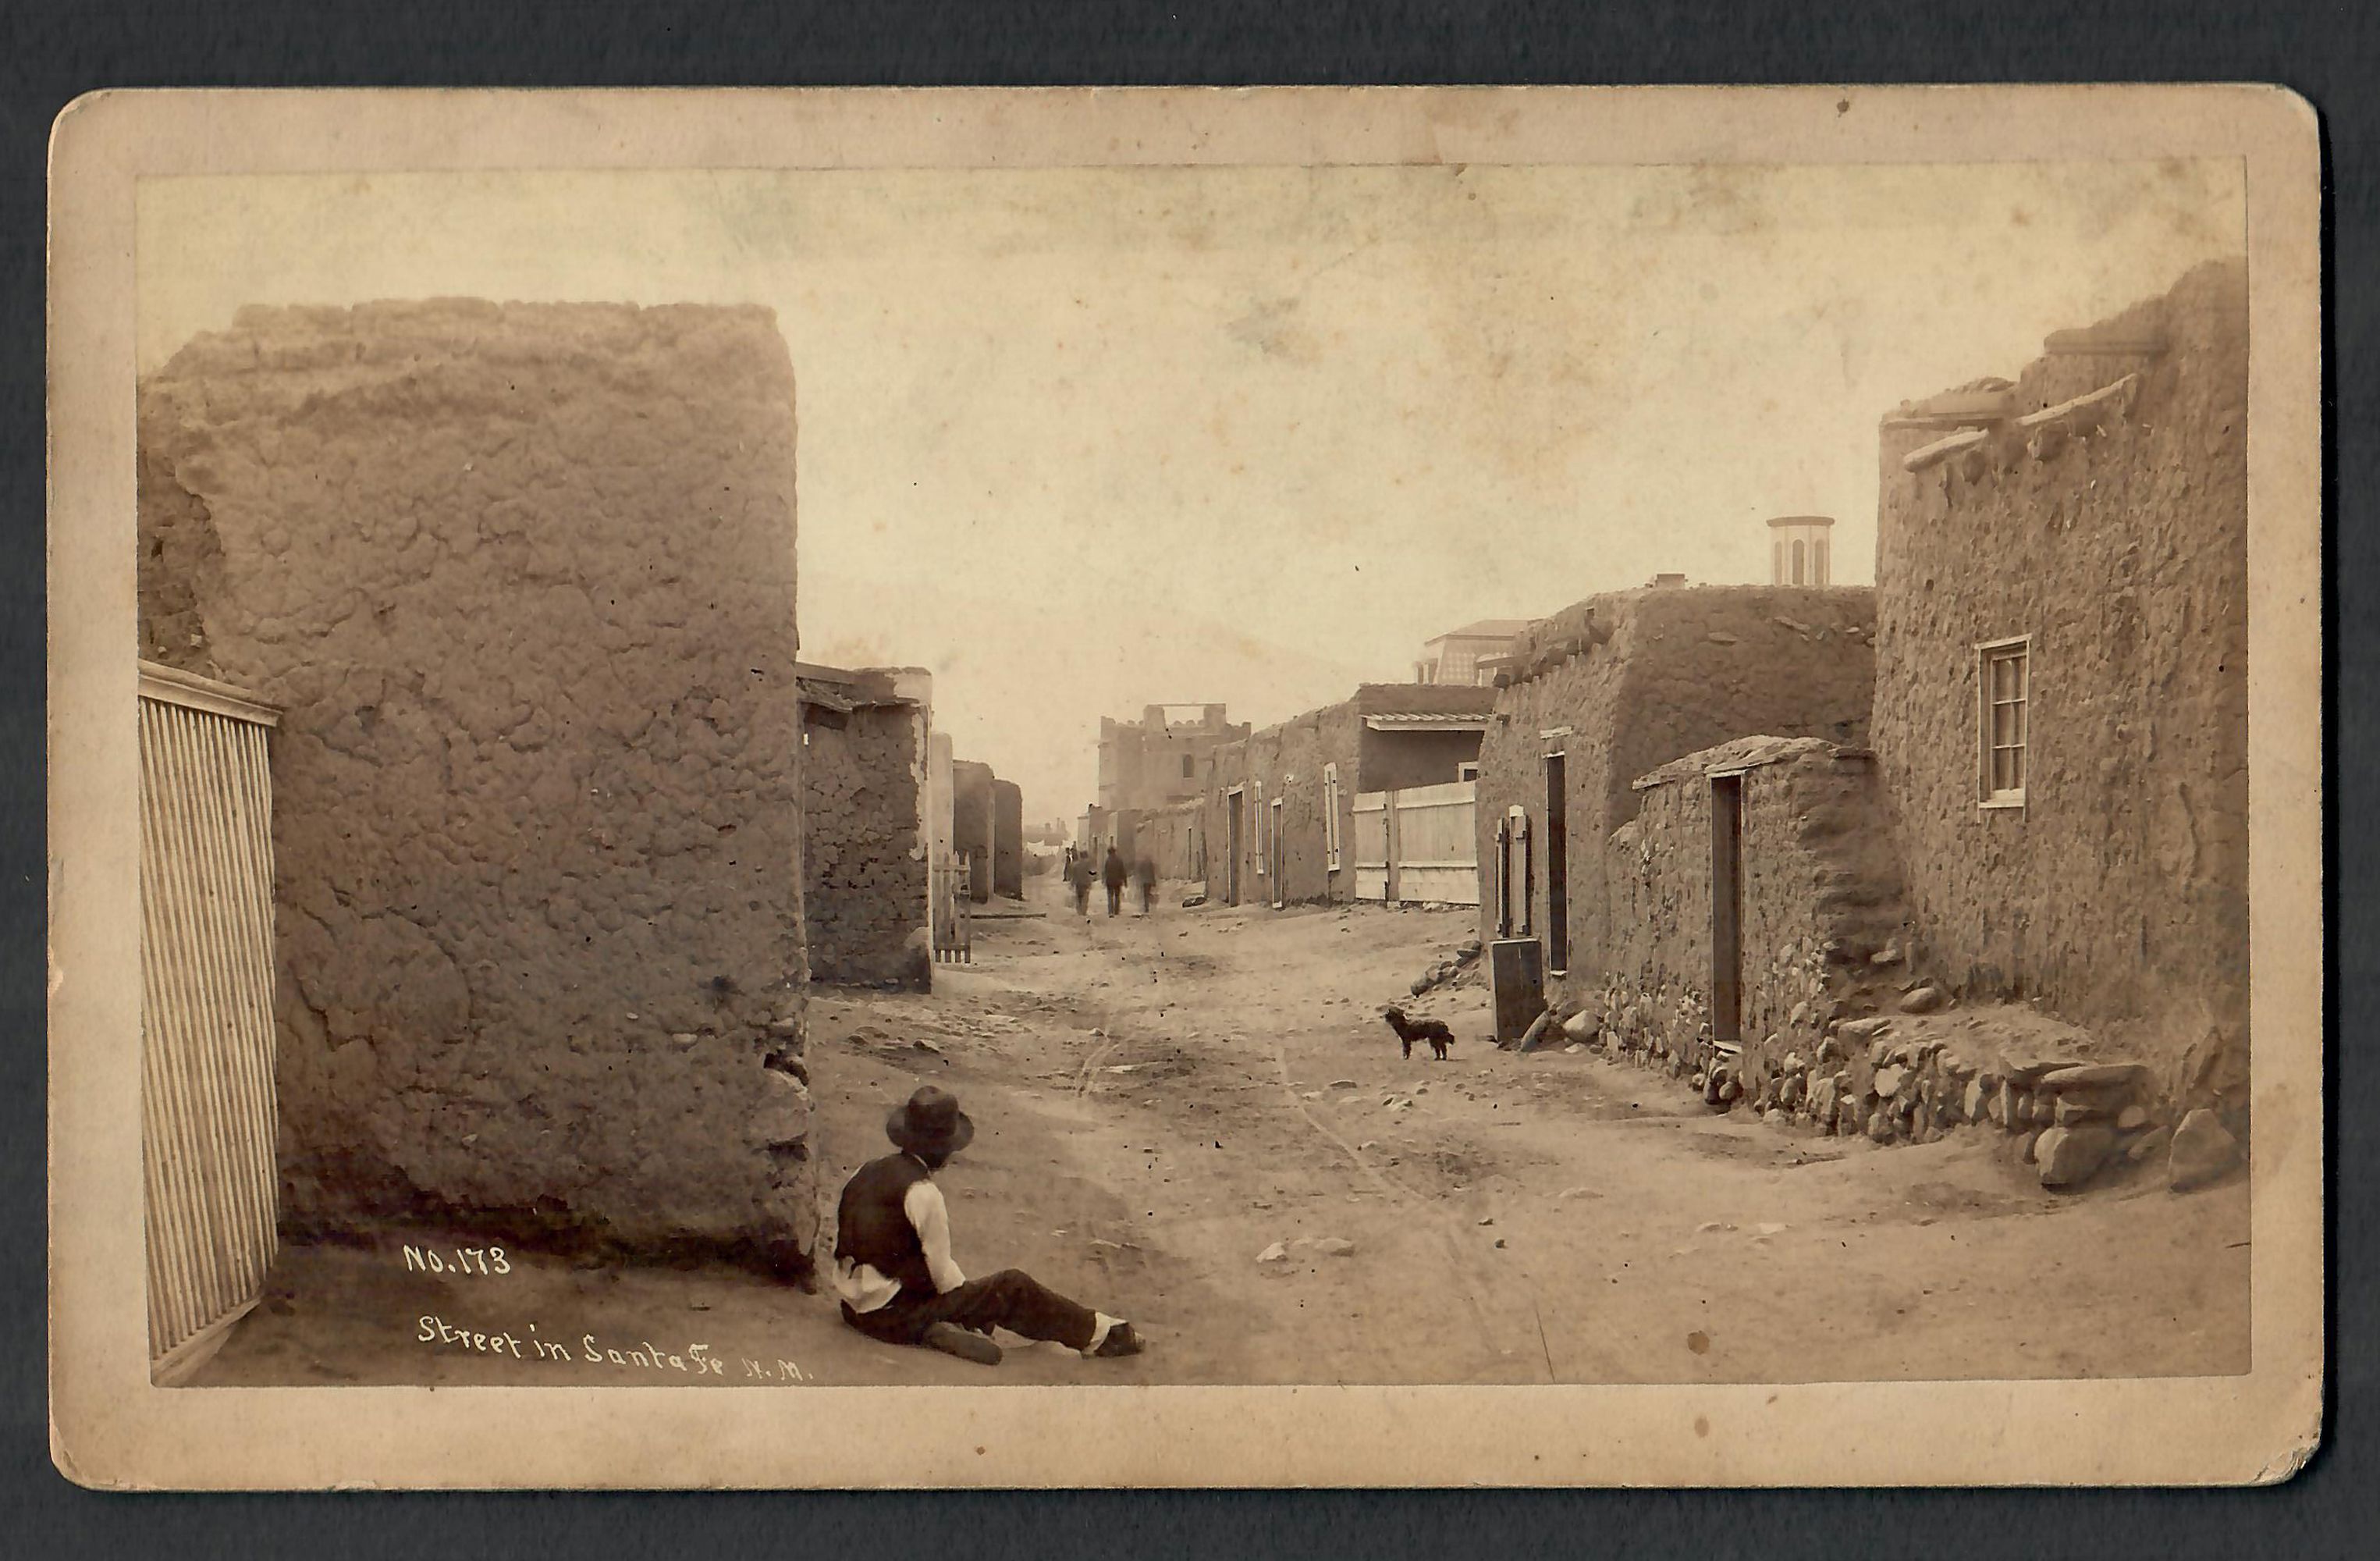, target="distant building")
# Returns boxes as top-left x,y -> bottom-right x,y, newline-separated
1766,516 -> 1835,586
1097,704 -> 1249,813
1415,620 -> 1530,685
